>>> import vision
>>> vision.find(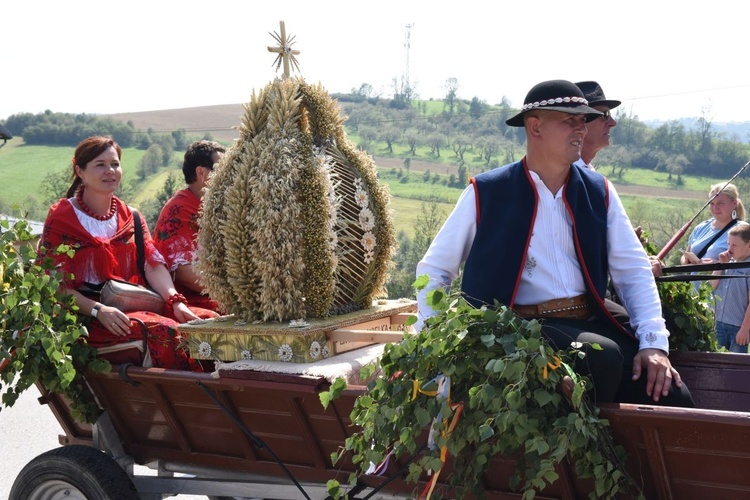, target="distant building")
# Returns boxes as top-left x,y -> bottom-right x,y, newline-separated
0,124 -> 12,144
